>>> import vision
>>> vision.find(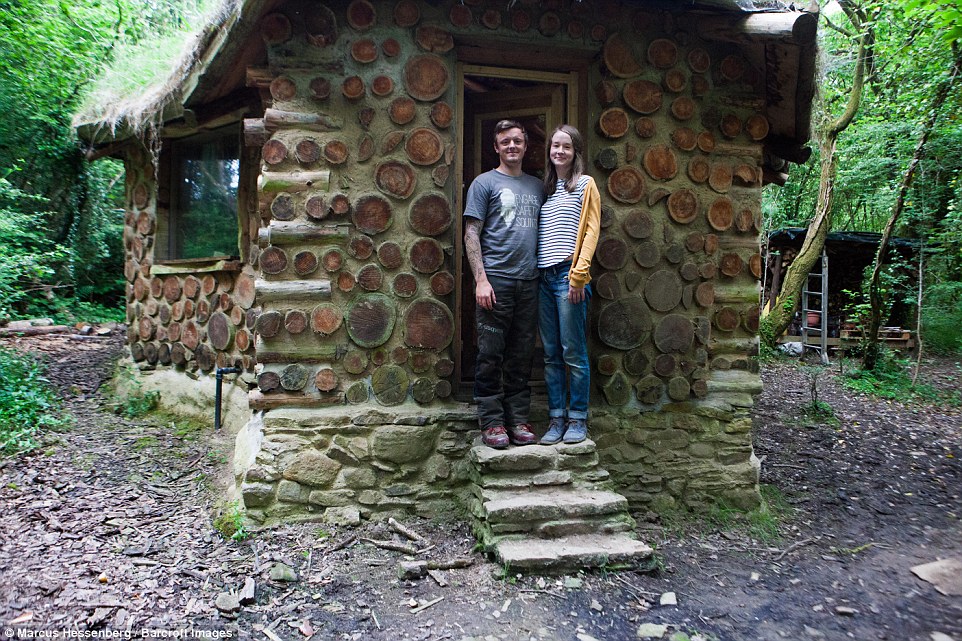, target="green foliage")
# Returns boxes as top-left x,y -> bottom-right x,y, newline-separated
0,347 -> 72,455
213,500 -> 249,541
921,281 -> 962,353
656,484 -> 789,544
840,351 -> 958,403
0,0 -> 211,323
107,365 -> 160,418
